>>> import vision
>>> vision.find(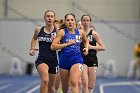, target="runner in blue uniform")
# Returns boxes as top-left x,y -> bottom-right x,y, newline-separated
51,13 -> 89,93
29,10 -> 58,93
